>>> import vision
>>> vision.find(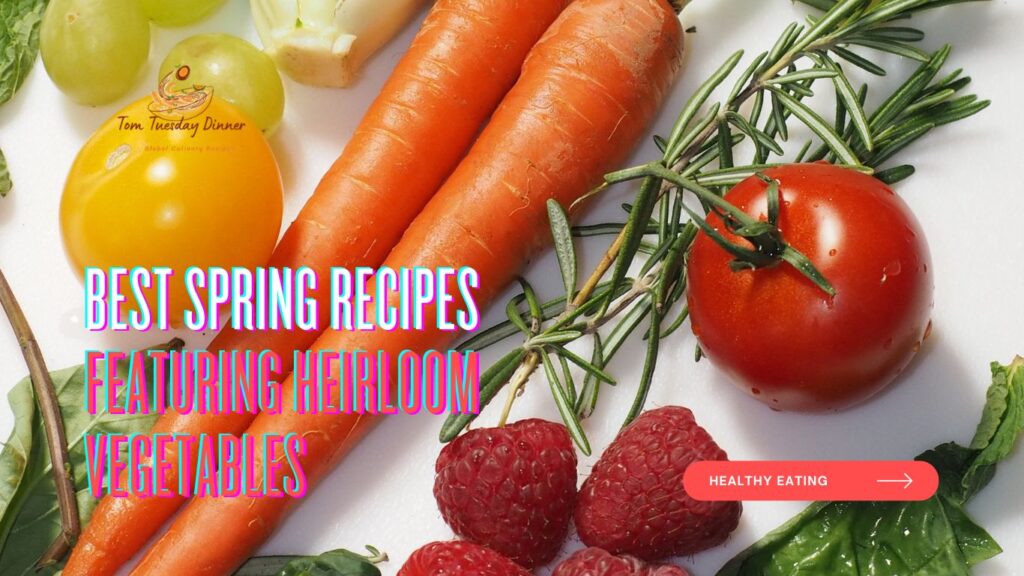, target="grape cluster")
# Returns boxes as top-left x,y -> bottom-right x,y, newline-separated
39,0 -> 284,133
